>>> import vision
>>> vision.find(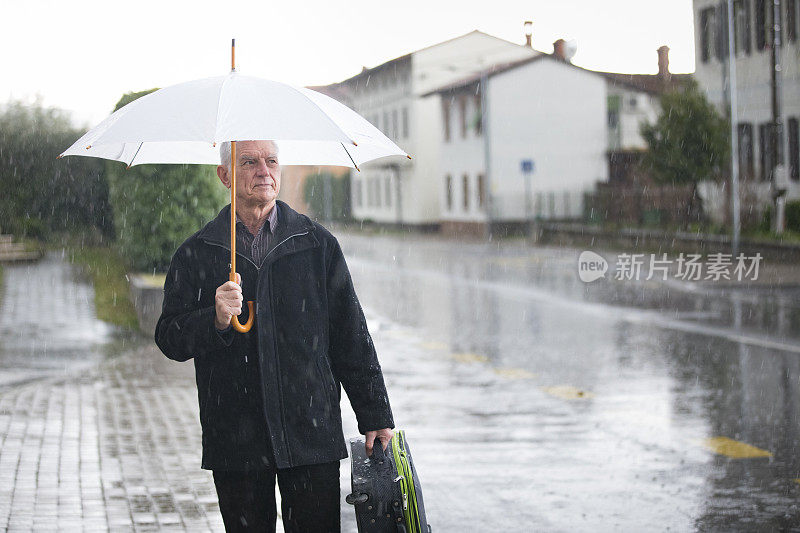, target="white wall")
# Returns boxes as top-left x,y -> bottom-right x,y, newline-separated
487,59 -> 608,220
